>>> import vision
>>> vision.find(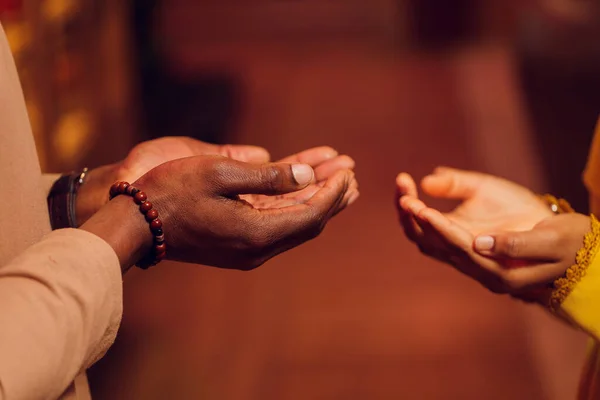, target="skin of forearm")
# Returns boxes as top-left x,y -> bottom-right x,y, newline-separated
80,195 -> 152,274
